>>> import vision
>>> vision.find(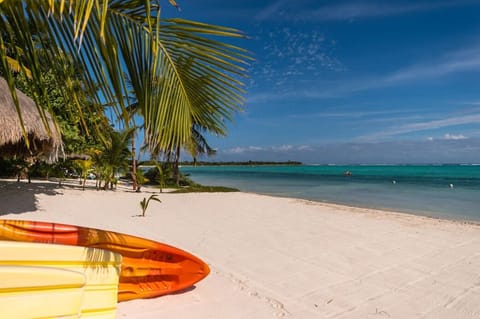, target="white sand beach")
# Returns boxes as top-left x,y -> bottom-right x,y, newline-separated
1,179 -> 480,318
